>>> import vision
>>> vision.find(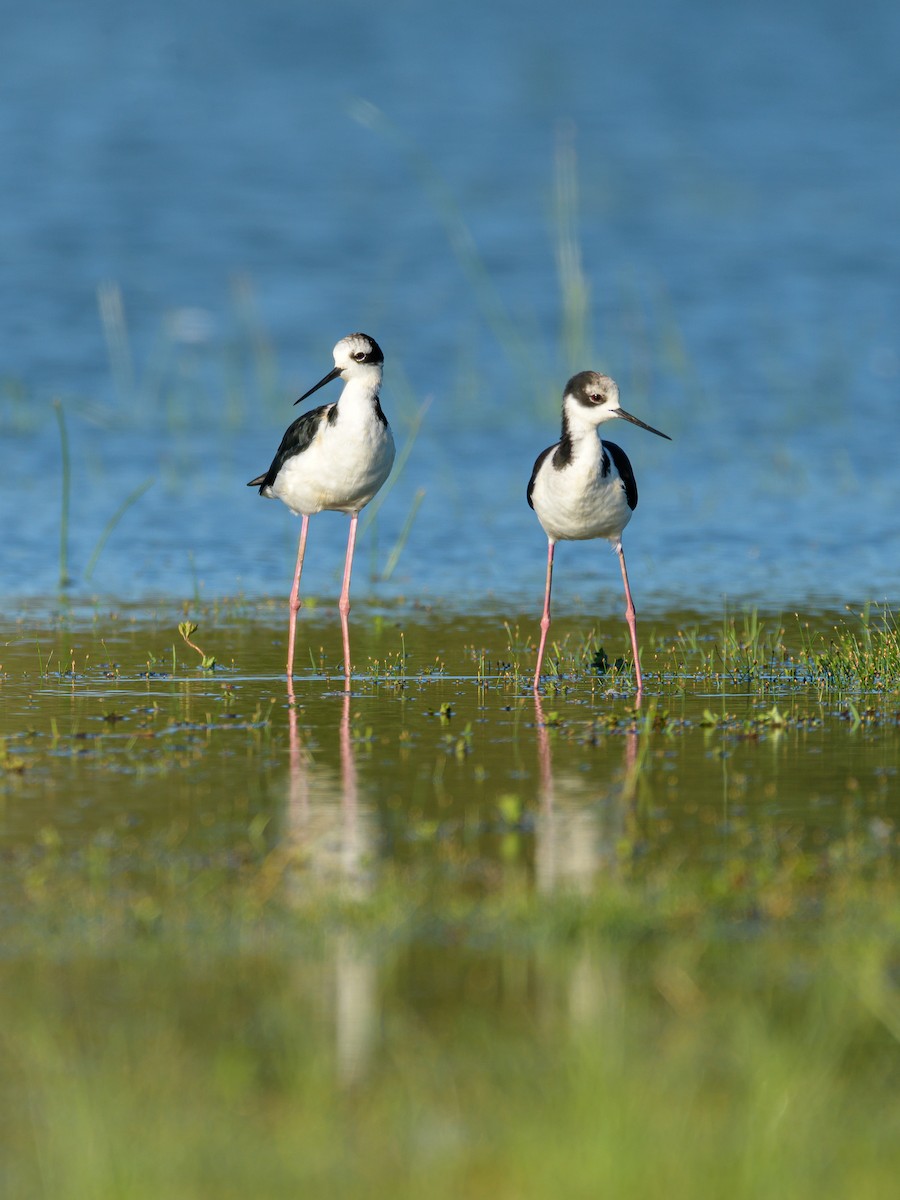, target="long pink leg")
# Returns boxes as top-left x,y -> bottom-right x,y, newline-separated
533,539 -> 556,690
338,513 -> 359,690
614,538 -> 643,692
286,515 -> 310,678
